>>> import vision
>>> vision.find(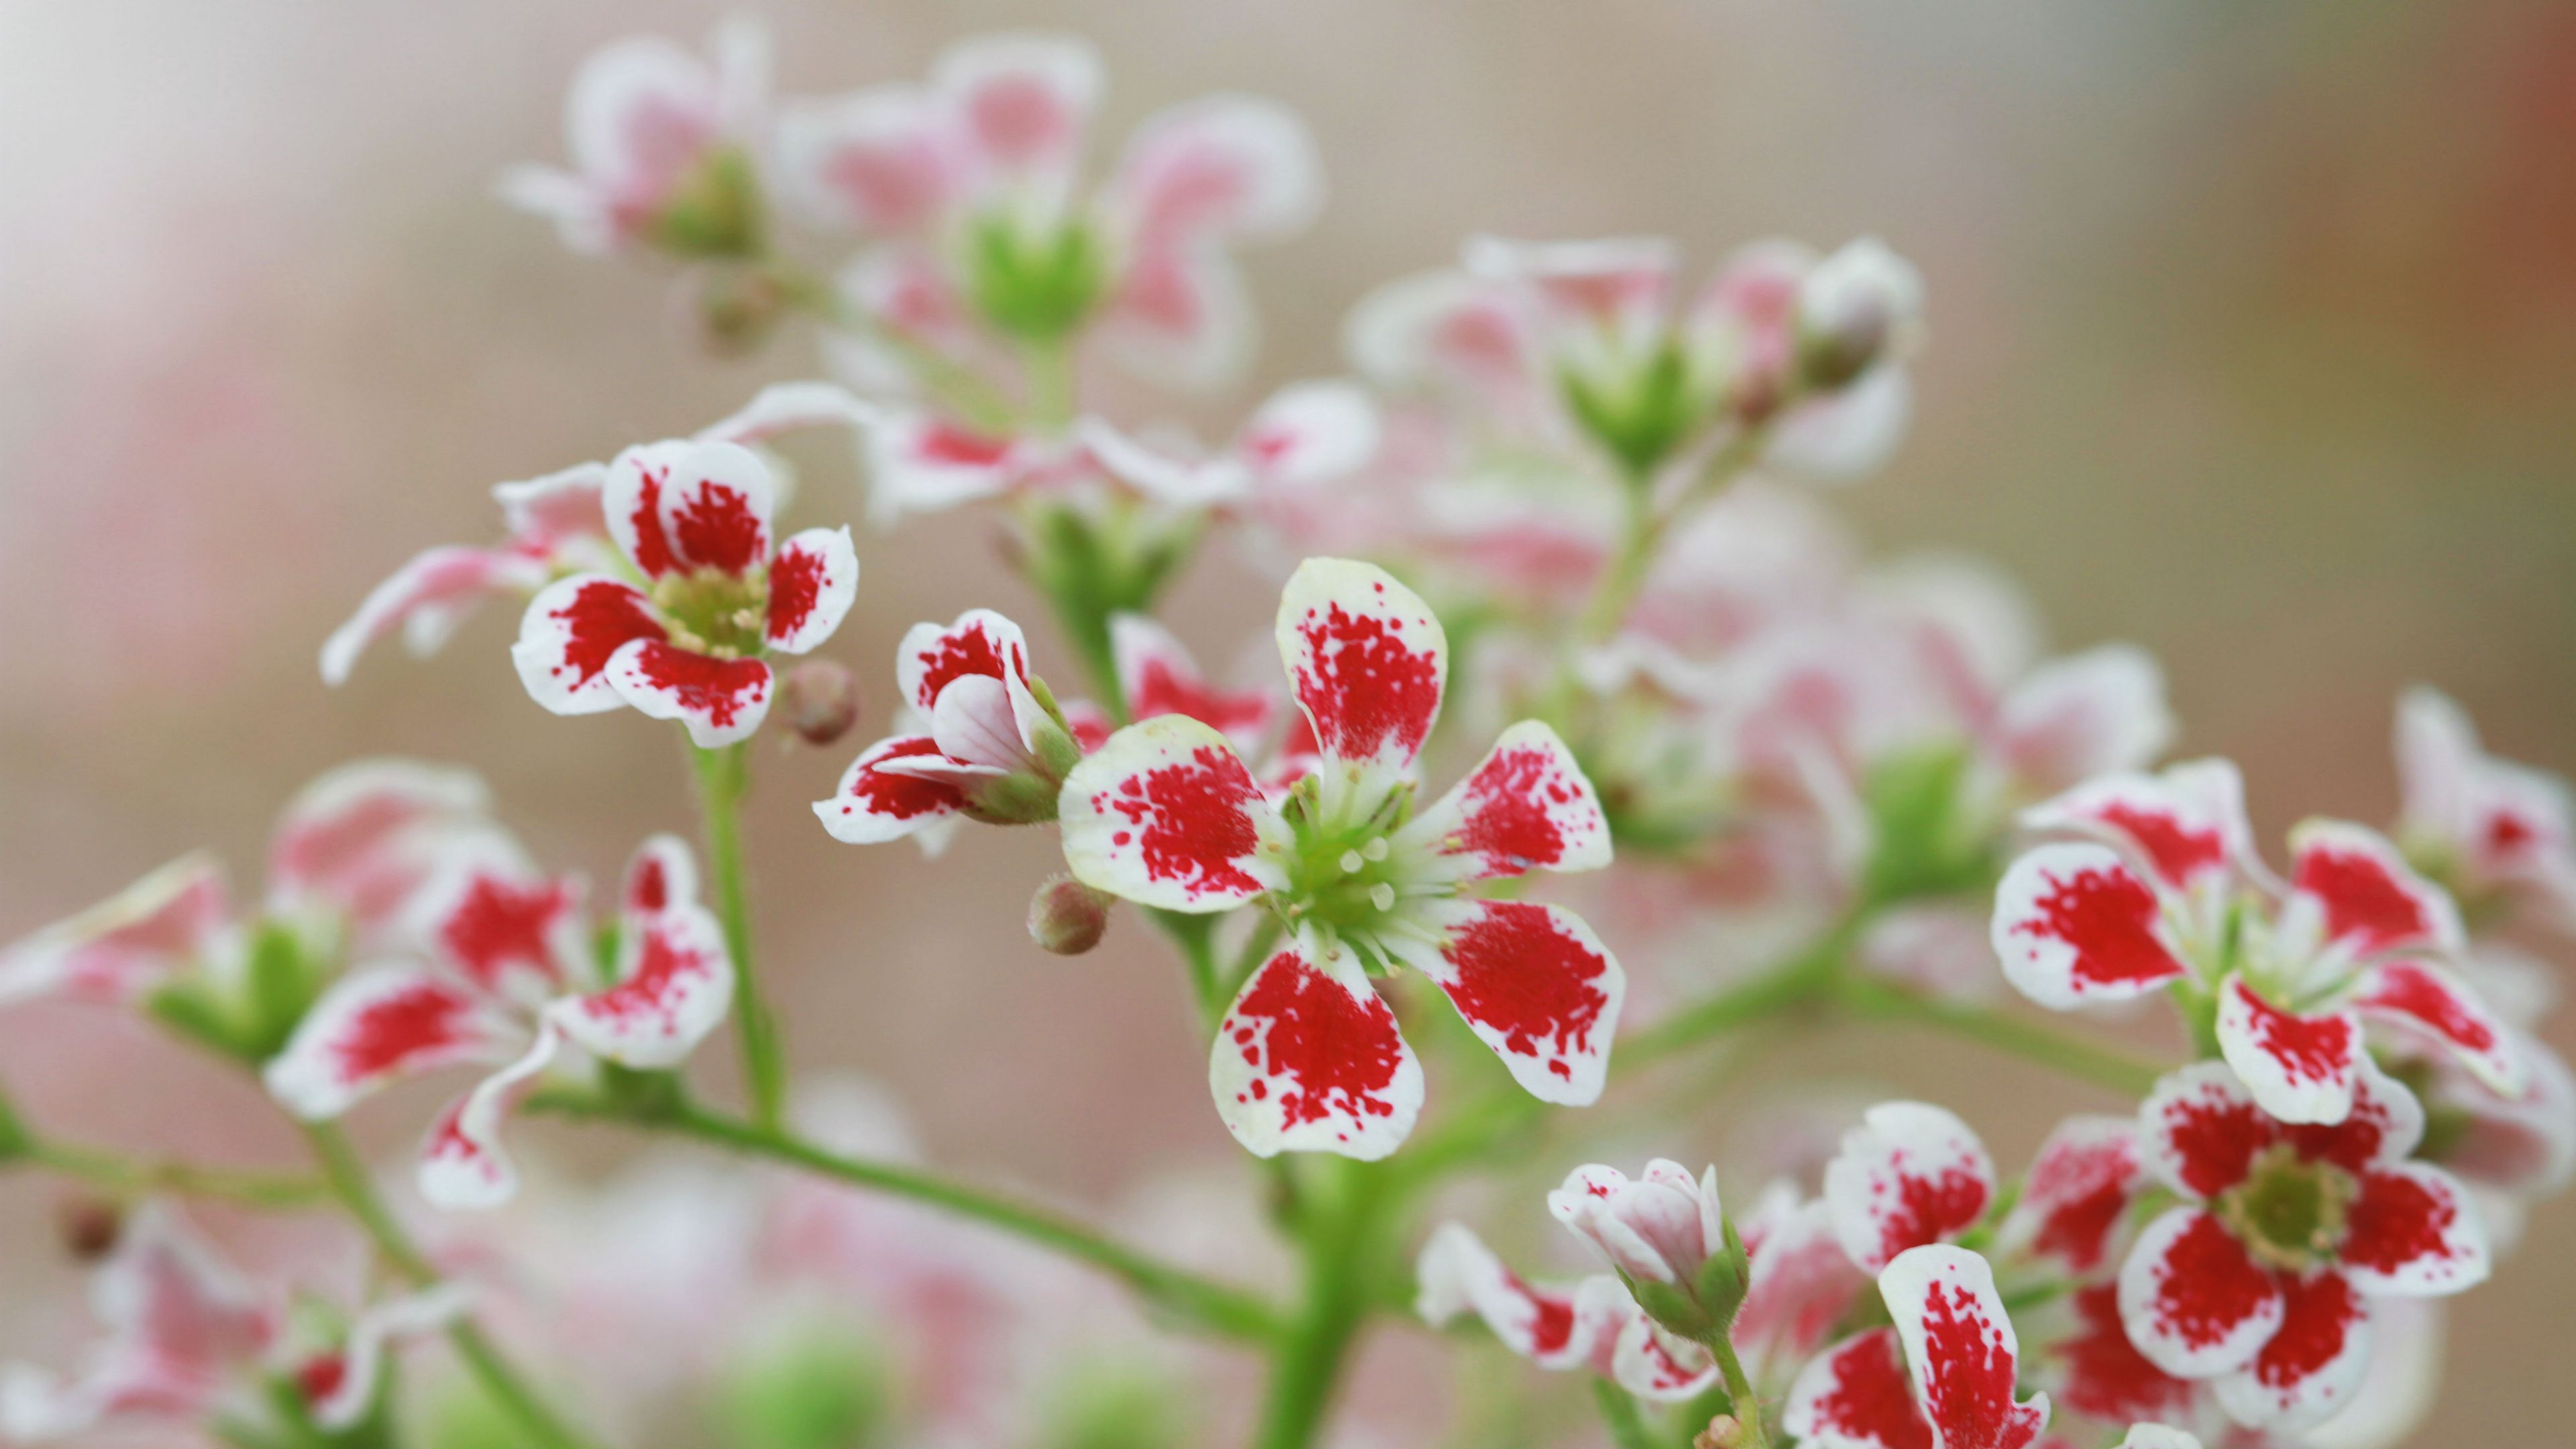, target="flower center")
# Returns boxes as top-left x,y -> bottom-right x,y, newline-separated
649,565 -> 768,658
1274,781 -> 1421,960
2218,1143 -> 2357,1272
